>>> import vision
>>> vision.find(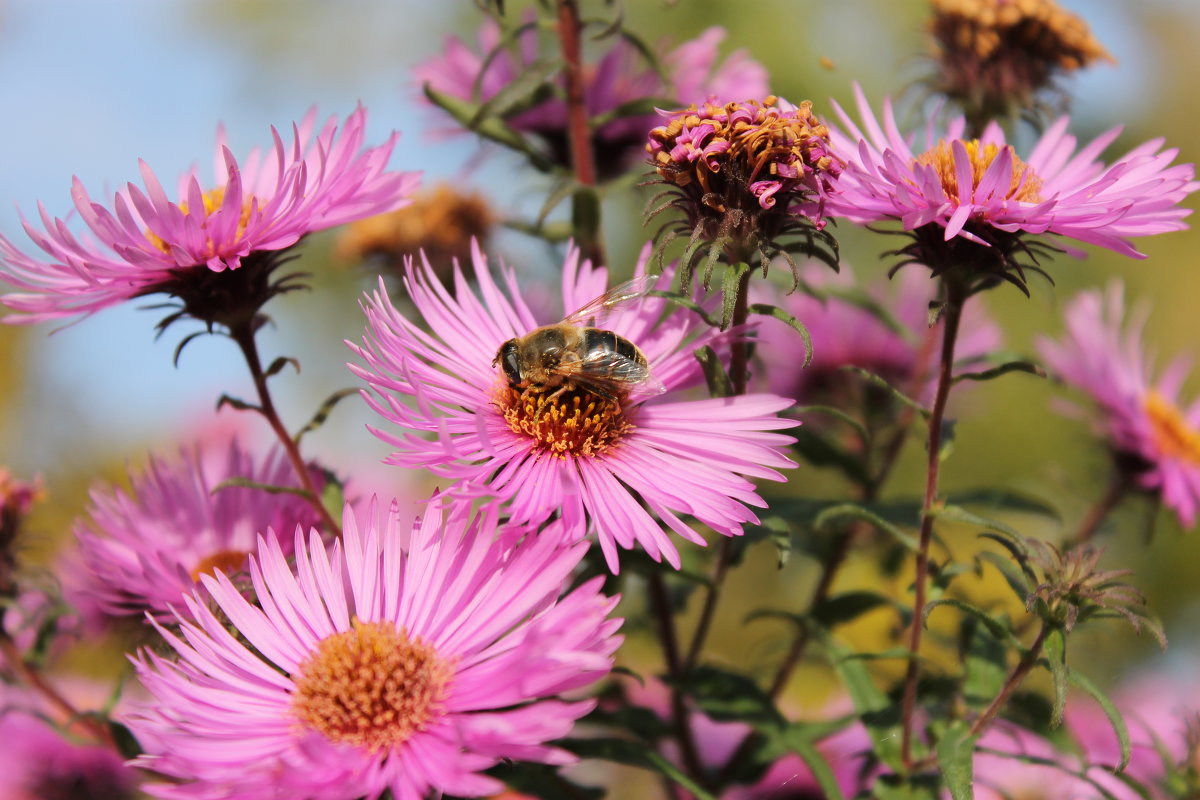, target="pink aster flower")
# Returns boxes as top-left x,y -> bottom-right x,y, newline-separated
827,84 -> 1196,278
125,497 -> 622,800
969,722 -> 1138,800
415,20 -> 767,176
0,106 -> 420,326
757,263 -> 1002,407
350,242 -> 797,572
70,437 -> 329,623
1036,282 -> 1200,528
